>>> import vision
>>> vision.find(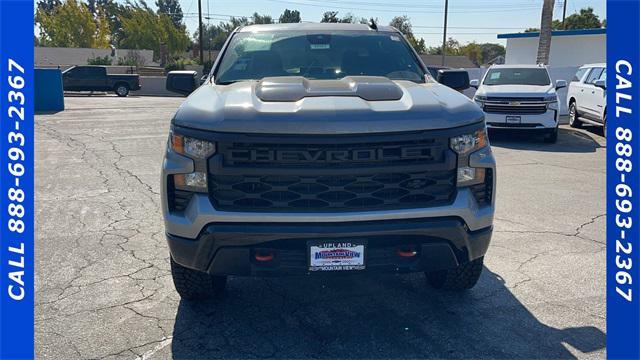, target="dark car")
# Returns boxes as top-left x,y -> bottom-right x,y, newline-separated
62,65 -> 141,97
